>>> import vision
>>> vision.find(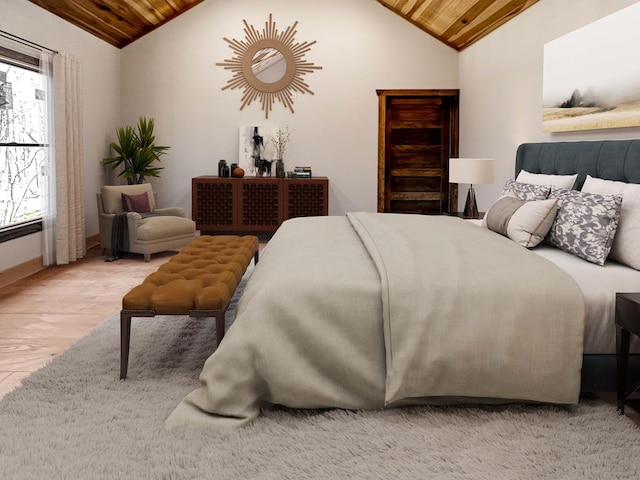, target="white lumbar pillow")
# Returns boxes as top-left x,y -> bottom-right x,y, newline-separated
516,170 -> 578,190
484,192 -> 559,248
